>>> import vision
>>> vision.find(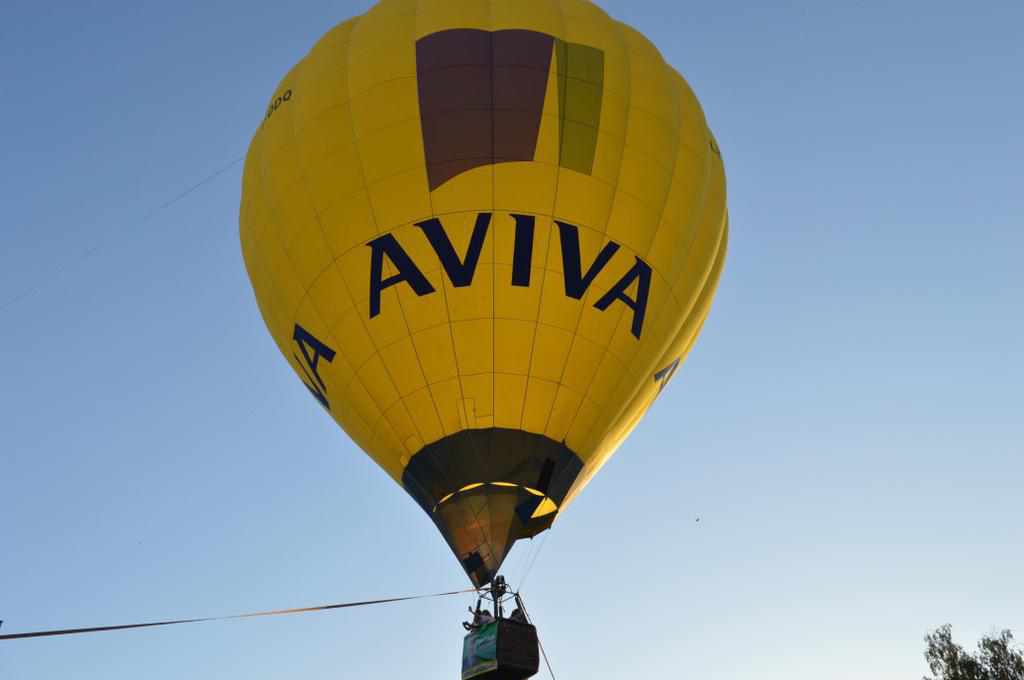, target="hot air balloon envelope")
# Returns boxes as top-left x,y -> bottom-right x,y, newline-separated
240,0 -> 728,586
